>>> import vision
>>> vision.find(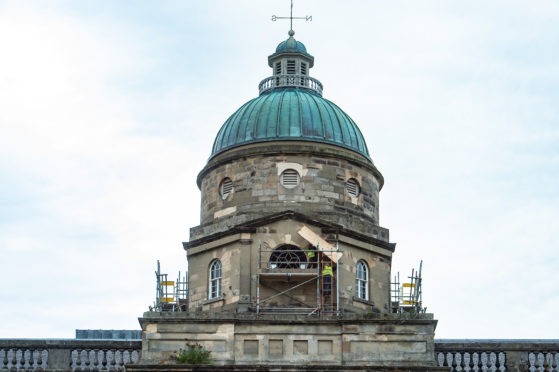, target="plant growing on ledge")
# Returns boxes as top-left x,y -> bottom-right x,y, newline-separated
173,343 -> 213,365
